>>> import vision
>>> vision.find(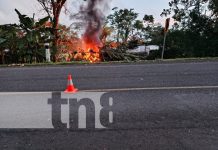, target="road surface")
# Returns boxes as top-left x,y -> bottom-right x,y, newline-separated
0,61 -> 218,149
